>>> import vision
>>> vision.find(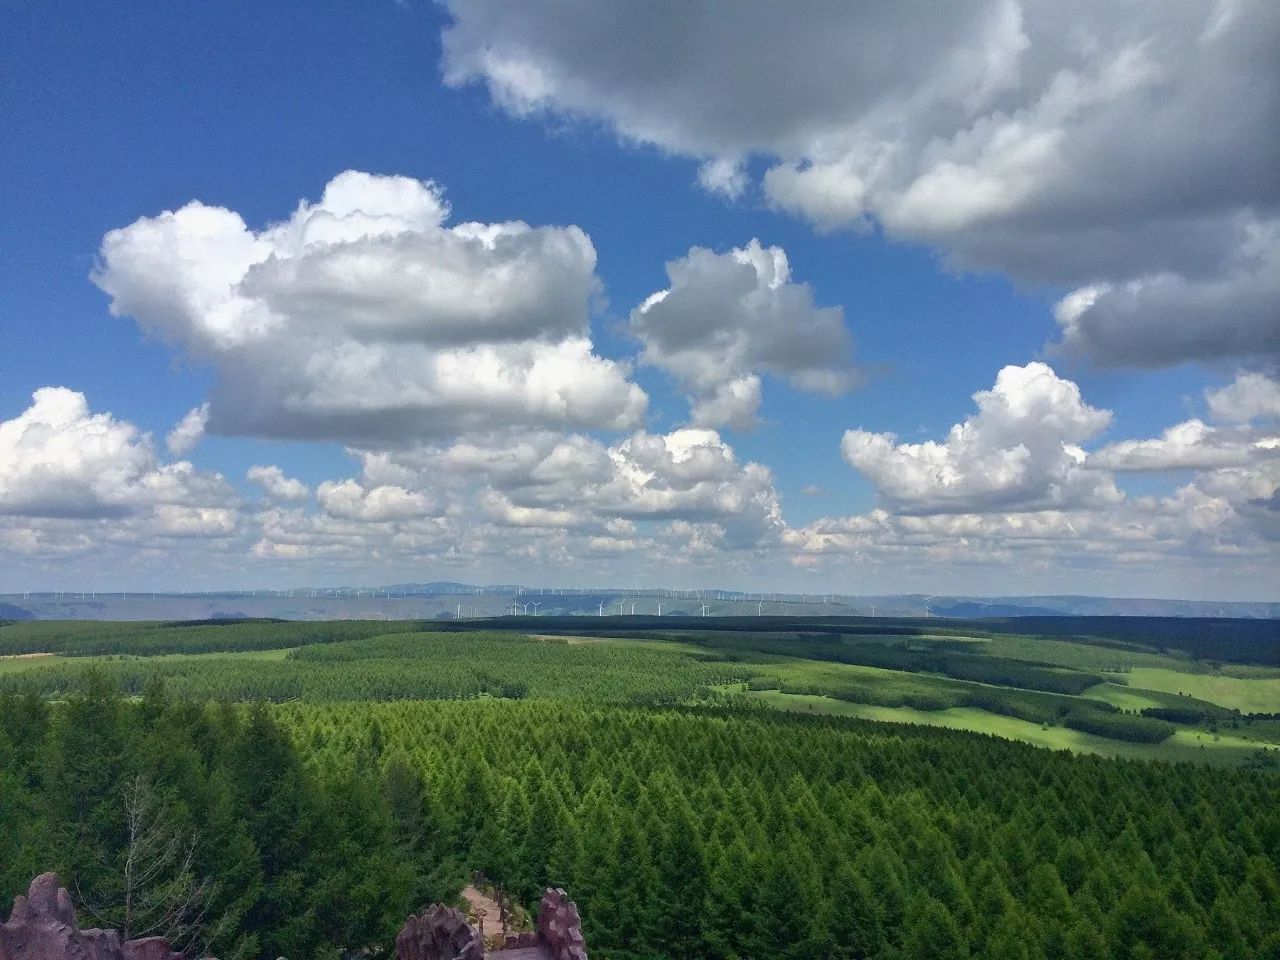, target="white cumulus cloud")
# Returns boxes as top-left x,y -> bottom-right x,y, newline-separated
94,170 -> 646,445
1207,371 -> 1280,424
0,387 -> 234,520
841,362 -> 1117,513
316,479 -> 436,522
246,465 -> 310,502
630,239 -> 857,427
166,403 -> 209,455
